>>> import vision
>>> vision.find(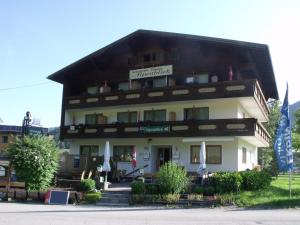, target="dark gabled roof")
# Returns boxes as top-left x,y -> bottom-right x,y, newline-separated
47,29 -> 278,99
0,125 -> 22,133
